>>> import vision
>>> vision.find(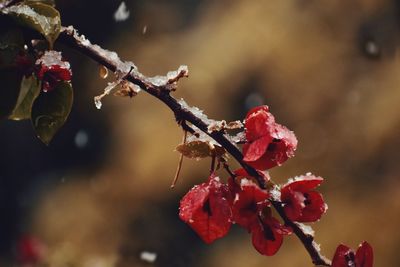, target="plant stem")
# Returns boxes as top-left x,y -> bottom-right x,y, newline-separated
58,26 -> 331,266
